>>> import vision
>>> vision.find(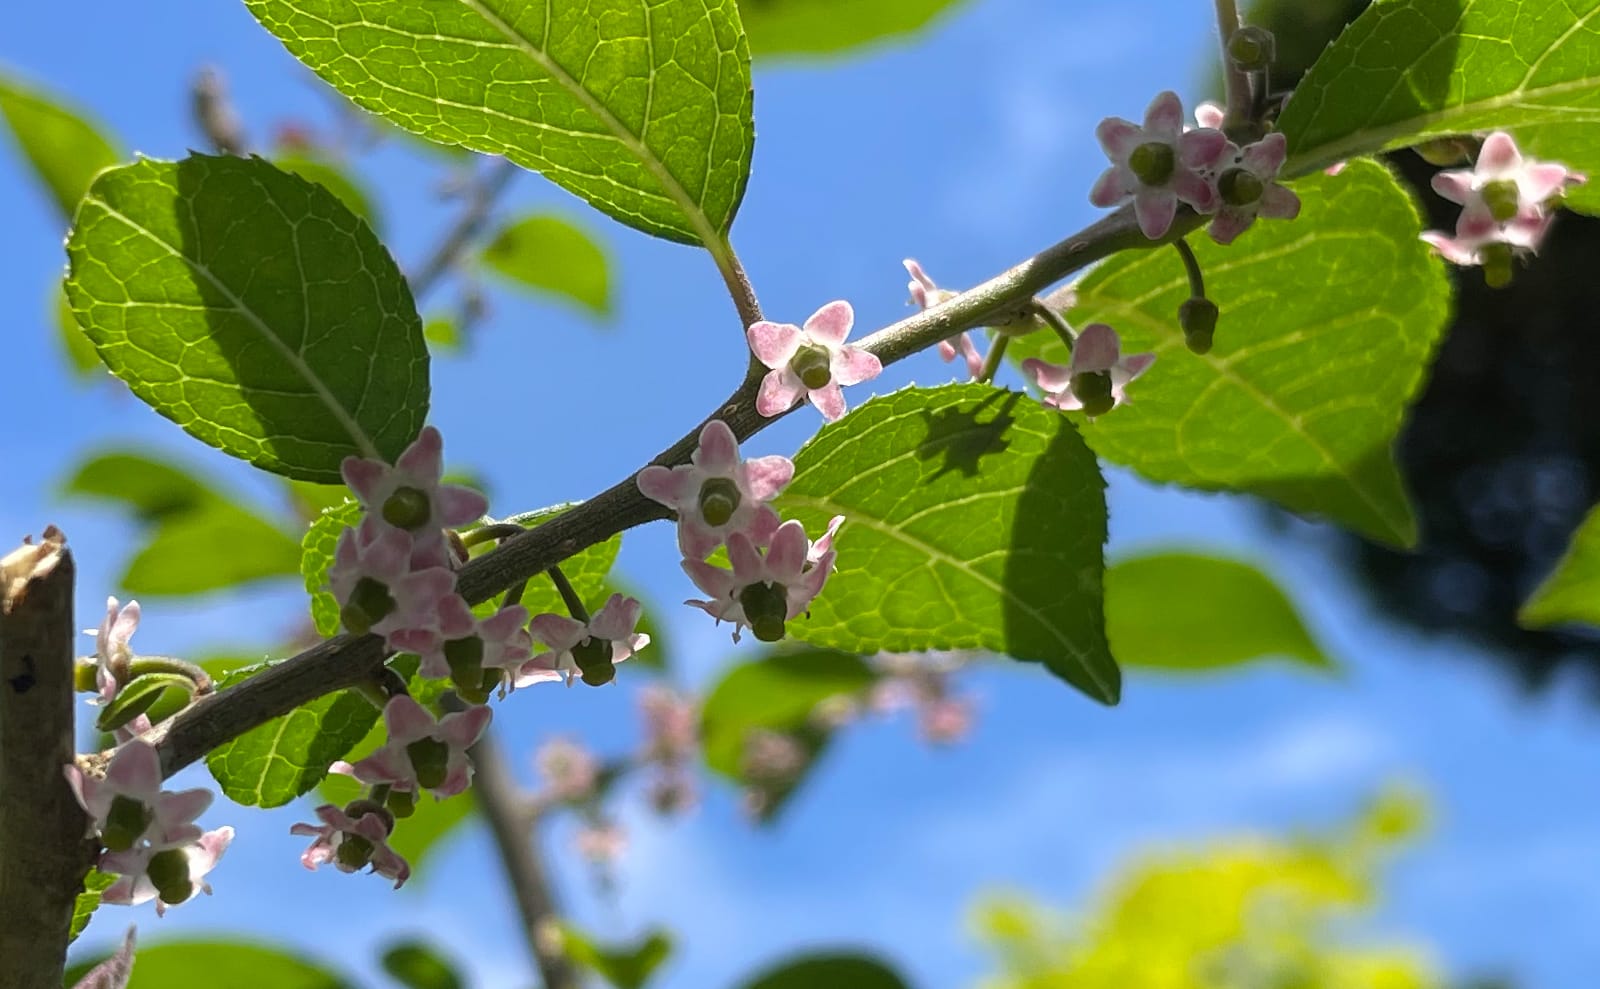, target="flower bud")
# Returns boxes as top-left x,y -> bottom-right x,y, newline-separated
335,833 -> 375,871
444,636 -> 486,695
1178,297 -> 1220,354
340,577 -> 396,635
697,477 -> 741,528
1129,141 -> 1176,186
146,847 -> 193,905
1415,136 -> 1475,167
381,486 -> 432,530
571,636 -> 616,687
1481,242 -> 1514,288
1070,371 -> 1116,418
788,344 -> 833,390
1481,179 -> 1521,223
738,581 -> 790,643
101,794 -> 153,852
1218,167 -> 1265,206
386,789 -> 416,819
1227,26 -> 1276,71
405,737 -> 451,791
